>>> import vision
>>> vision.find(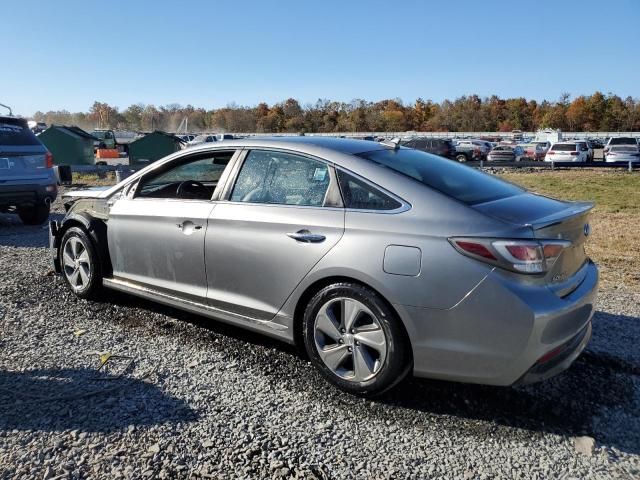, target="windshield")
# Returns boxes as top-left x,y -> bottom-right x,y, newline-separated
357,148 -> 523,205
